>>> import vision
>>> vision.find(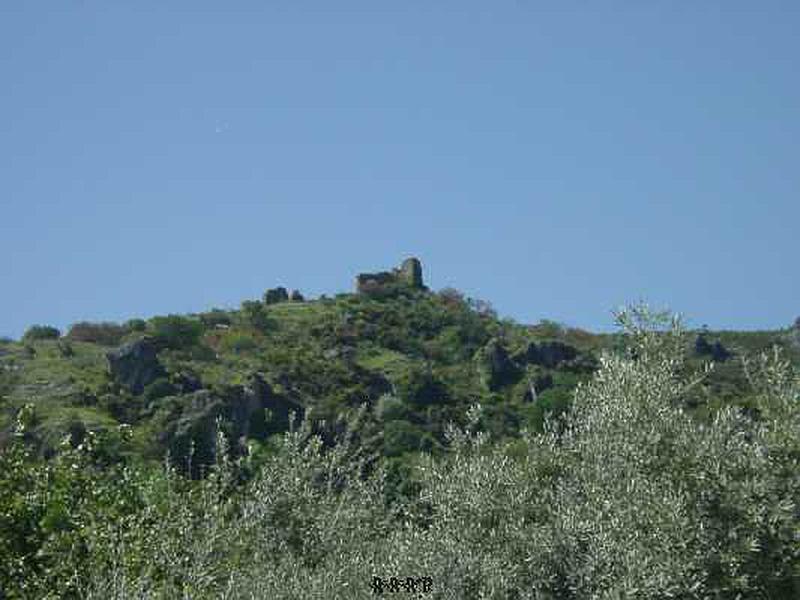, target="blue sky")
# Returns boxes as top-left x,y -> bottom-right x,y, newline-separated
2,2 -> 798,339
